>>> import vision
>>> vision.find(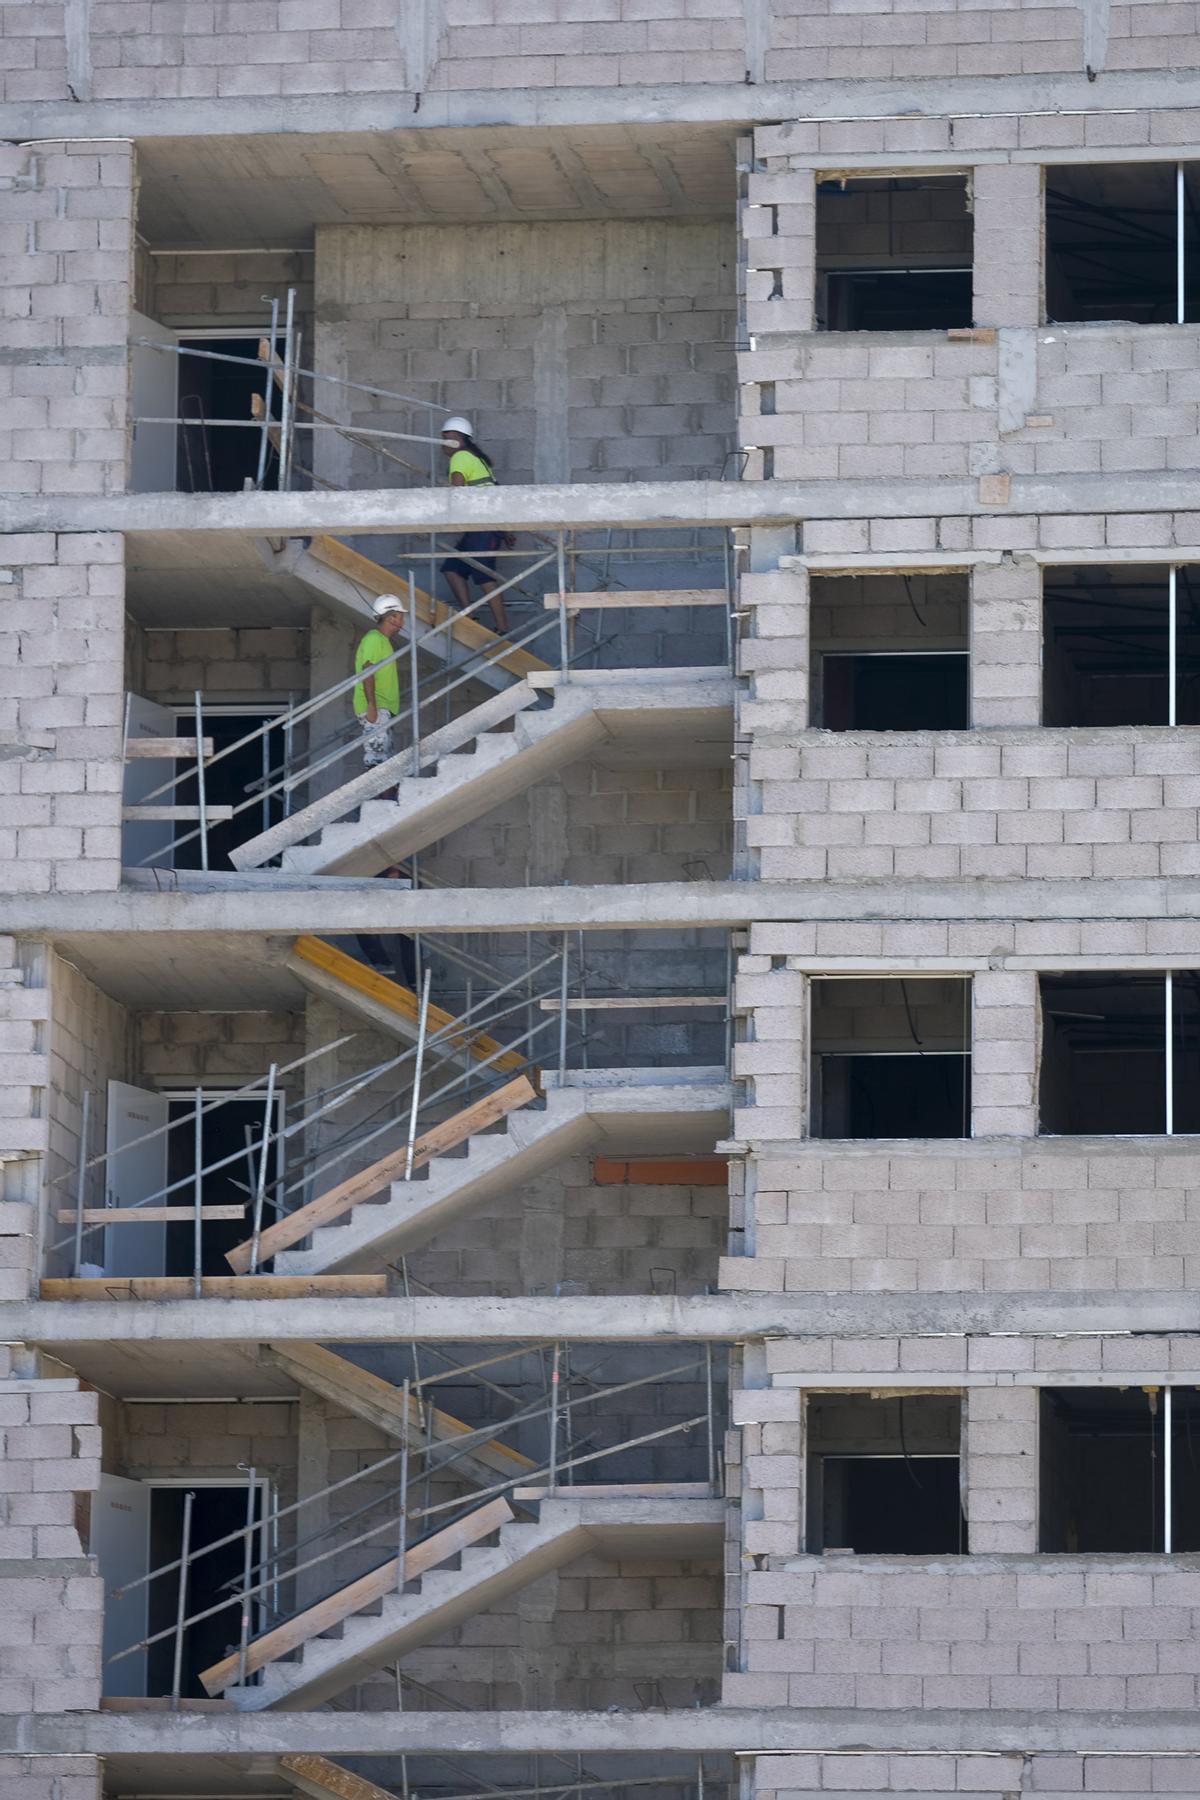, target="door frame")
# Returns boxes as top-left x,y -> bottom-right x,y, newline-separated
144,1474 -> 276,1654
160,1085 -> 288,1233
171,704 -> 290,845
